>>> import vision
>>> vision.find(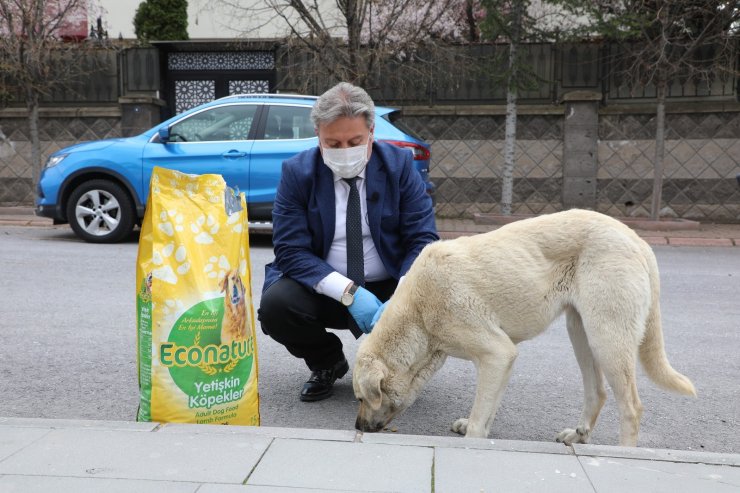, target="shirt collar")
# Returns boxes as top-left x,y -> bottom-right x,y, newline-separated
332,167 -> 366,183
